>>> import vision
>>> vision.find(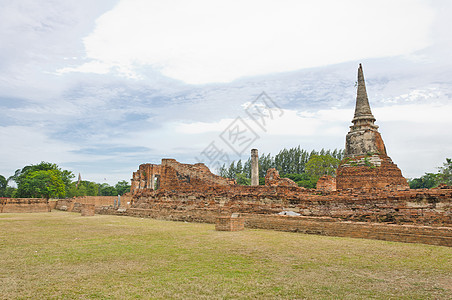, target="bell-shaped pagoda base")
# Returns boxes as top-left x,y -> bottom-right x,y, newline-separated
336,154 -> 409,191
